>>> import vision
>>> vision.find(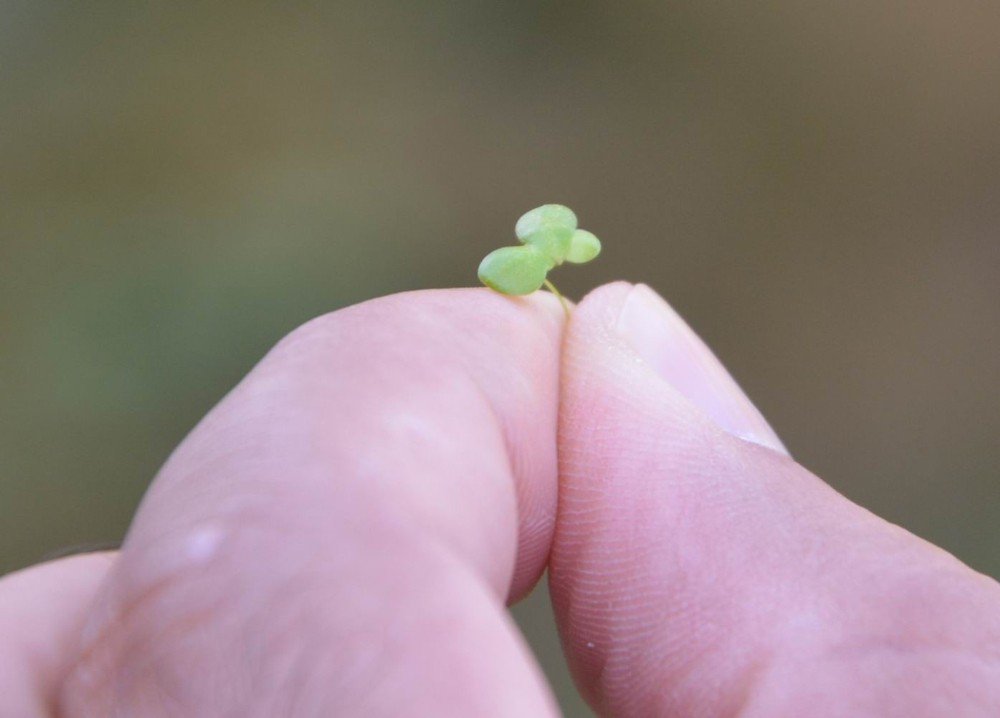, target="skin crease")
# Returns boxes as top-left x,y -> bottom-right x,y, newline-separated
0,283 -> 995,716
